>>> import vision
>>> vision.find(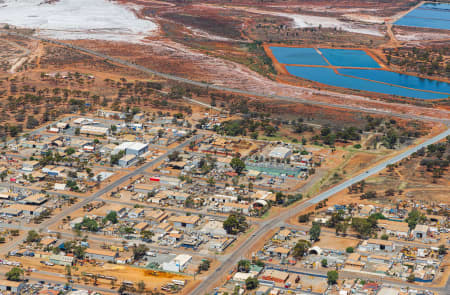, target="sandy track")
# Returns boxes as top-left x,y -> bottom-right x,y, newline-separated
41,35 -> 448,123
131,39 -> 450,121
